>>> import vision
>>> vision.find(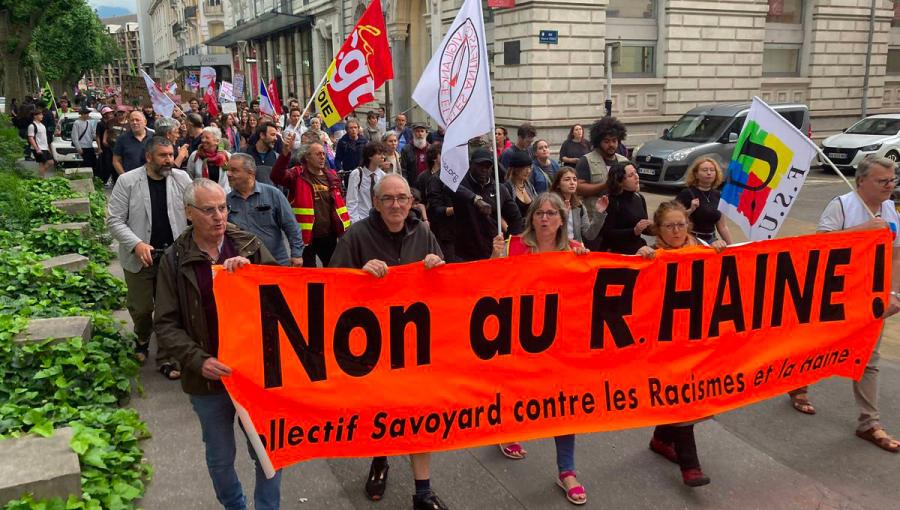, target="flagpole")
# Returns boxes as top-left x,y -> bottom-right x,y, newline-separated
813,145 -> 877,220
489,118 -> 503,237
300,73 -> 330,121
